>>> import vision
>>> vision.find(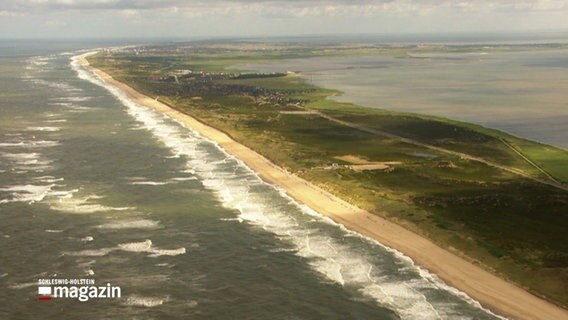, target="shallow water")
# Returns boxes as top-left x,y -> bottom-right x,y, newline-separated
236,49 -> 568,149
1,43 -> 503,319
